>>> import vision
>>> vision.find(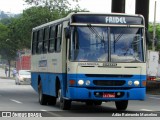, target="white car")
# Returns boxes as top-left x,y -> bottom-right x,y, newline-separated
15,70 -> 31,85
